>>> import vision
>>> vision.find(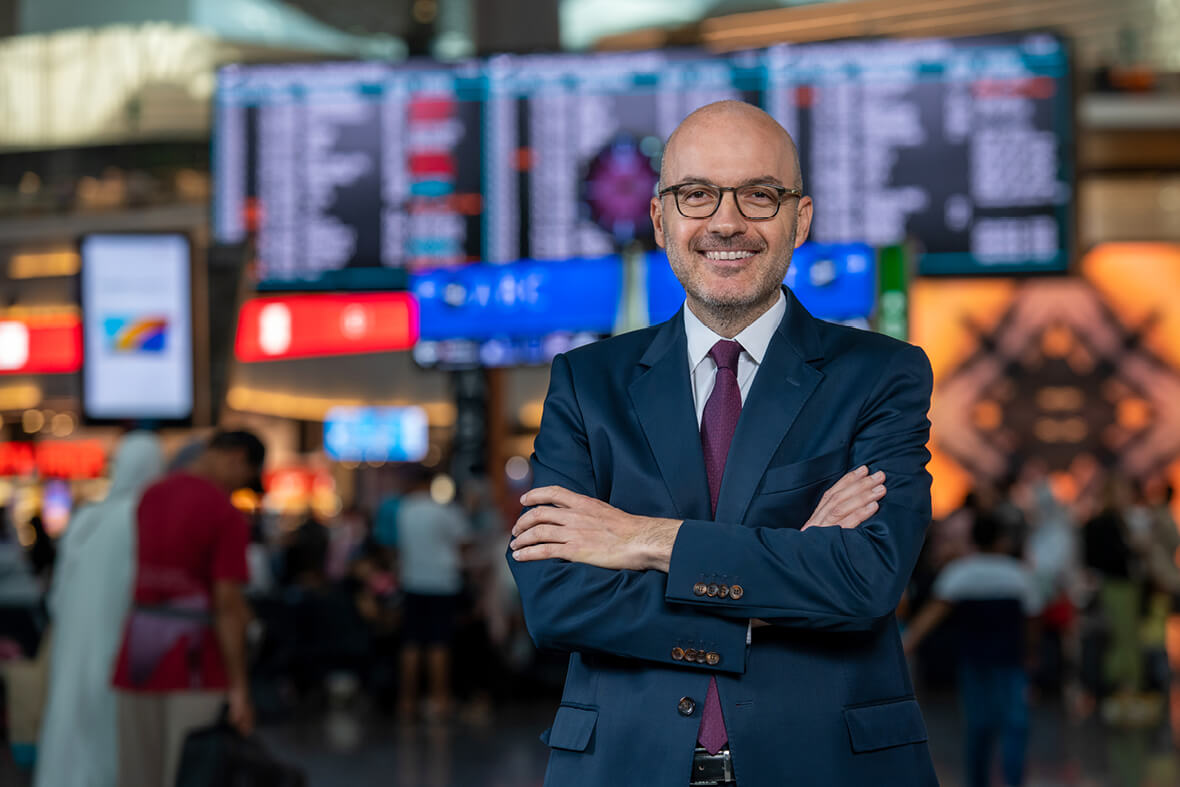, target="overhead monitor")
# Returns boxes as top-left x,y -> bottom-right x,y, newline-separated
213,62 -> 484,290
212,51 -> 761,290
762,32 -> 1072,275
213,31 -> 1073,296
